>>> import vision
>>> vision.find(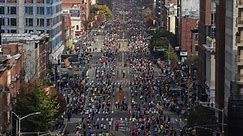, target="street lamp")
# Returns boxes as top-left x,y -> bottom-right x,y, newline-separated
199,101 -> 225,136
12,111 -> 41,136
